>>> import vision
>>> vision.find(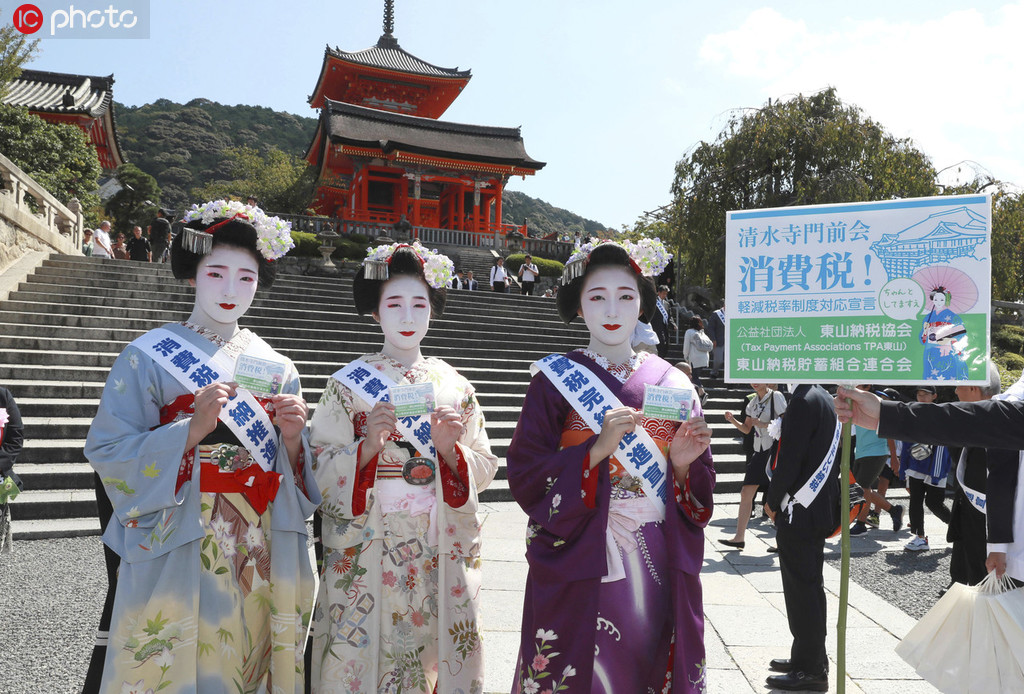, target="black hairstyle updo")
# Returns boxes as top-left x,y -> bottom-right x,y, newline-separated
555,243 -> 657,324
352,245 -> 447,317
171,217 -> 277,289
